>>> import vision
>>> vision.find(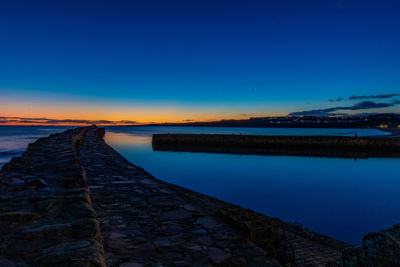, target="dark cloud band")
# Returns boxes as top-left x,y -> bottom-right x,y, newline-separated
349,94 -> 400,100
289,101 -> 400,116
0,117 -> 137,125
